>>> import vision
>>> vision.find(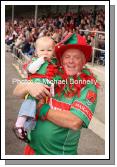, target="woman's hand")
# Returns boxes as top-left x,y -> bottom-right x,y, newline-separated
13,83 -> 51,99
27,83 -> 51,99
